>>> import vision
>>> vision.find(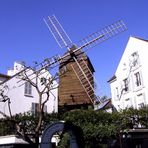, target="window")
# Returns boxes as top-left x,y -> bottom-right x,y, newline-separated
123,63 -> 127,70
136,93 -> 145,109
116,87 -> 119,98
135,72 -> 141,87
123,78 -> 128,92
114,87 -> 119,101
24,81 -> 32,96
138,103 -> 144,108
132,52 -> 138,57
32,103 -> 39,116
125,98 -> 132,108
125,98 -> 130,101
130,51 -> 139,67
44,105 -> 47,113
40,77 -> 47,85
31,102 -> 47,116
